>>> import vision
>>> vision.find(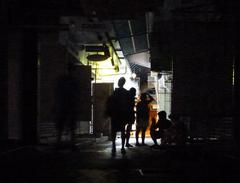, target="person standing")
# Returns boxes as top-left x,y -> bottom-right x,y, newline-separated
135,93 -> 154,146
105,77 -> 129,155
